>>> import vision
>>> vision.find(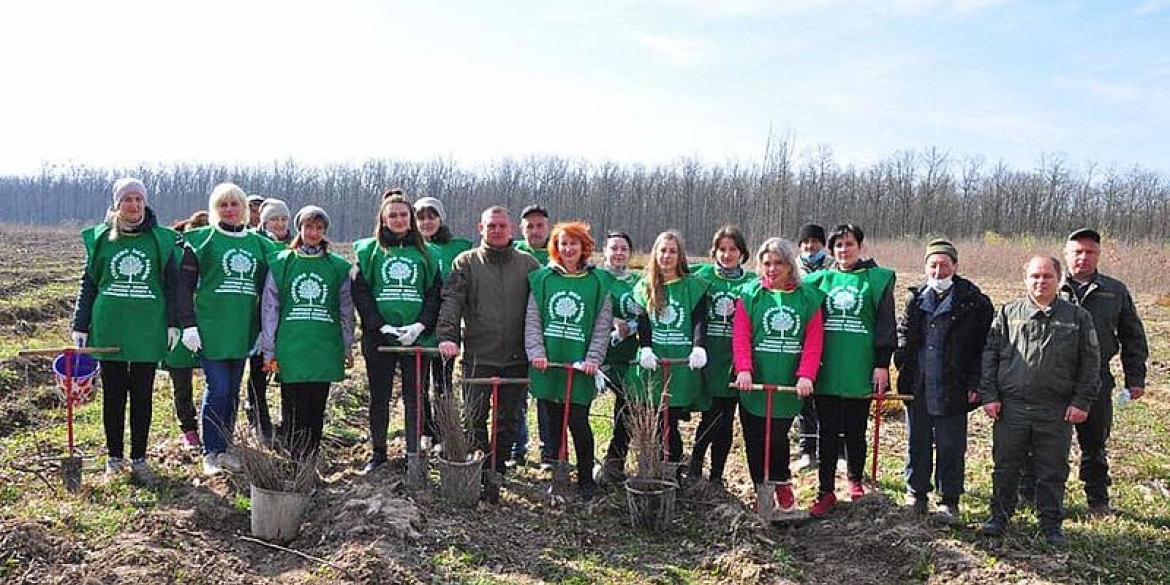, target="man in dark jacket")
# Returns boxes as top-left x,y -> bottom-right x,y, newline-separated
1020,229 -> 1149,516
895,239 -> 993,524
438,206 -> 540,479
794,222 -> 830,470
979,254 -> 1099,548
